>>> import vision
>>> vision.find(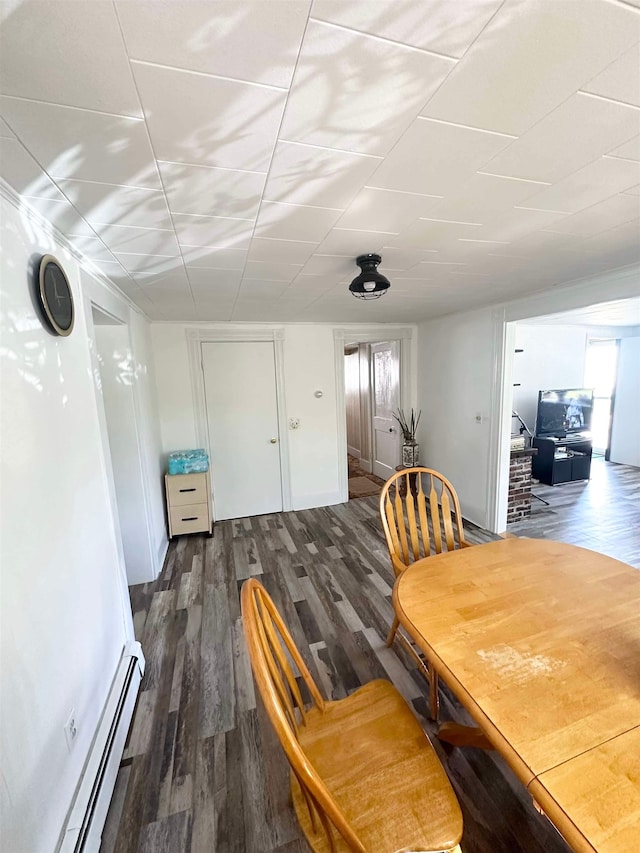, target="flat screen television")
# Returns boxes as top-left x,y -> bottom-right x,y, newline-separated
535,388 -> 594,438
